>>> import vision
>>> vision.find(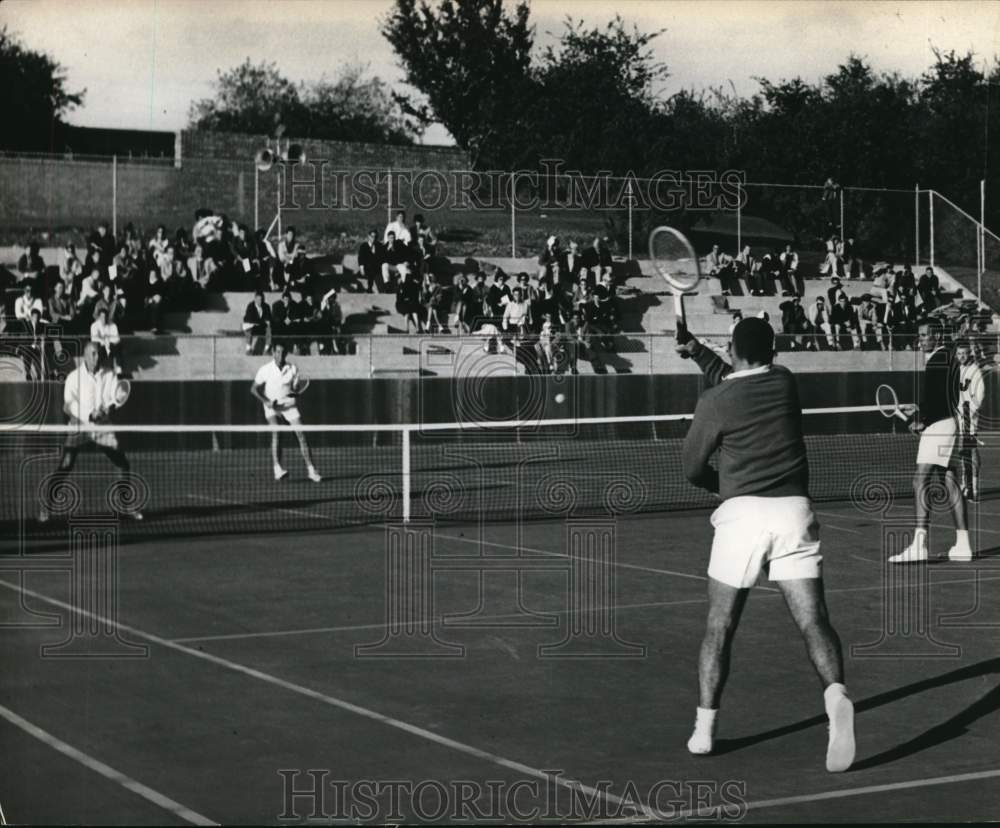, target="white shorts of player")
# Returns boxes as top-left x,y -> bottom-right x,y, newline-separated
708,495 -> 821,589
916,418 -> 957,468
65,428 -> 119,450
262,399 -> 302,423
